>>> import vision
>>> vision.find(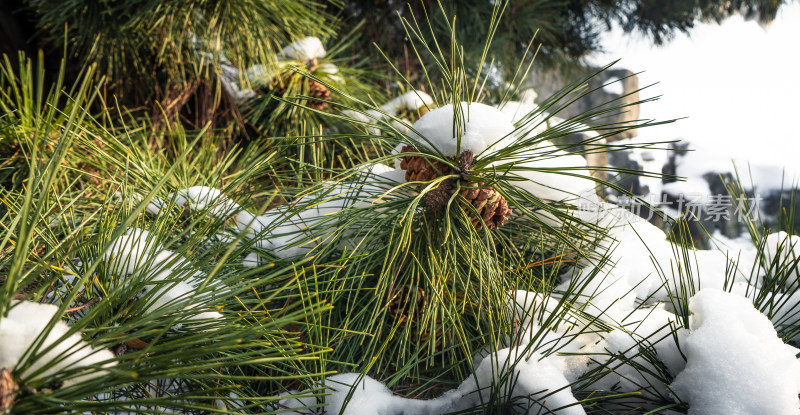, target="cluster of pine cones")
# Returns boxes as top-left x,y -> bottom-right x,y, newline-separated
272,58 -> 331,110
399,146 -> 512,230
